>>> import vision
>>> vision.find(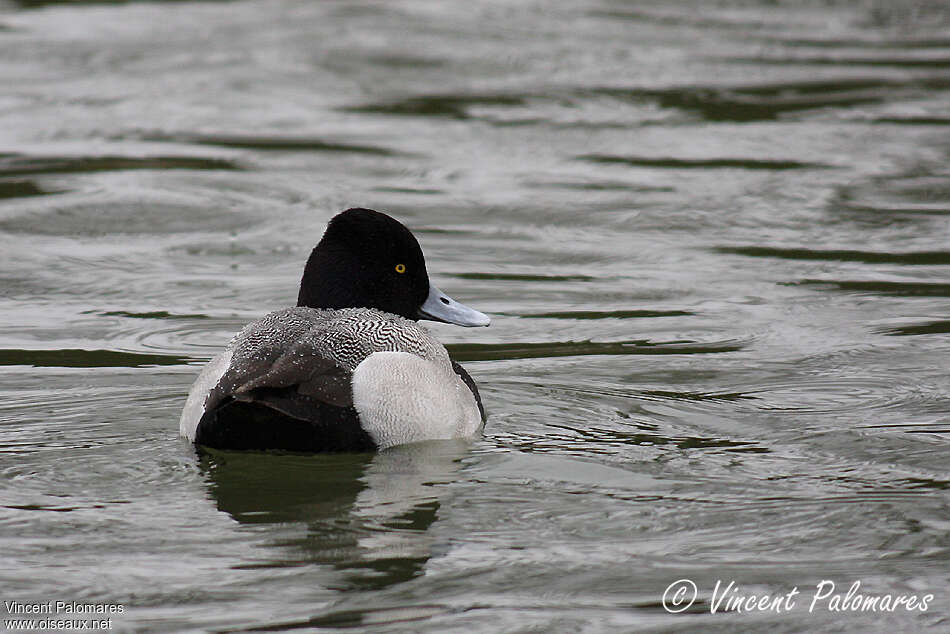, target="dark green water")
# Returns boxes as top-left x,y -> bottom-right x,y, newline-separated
1,0 -> 948,631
